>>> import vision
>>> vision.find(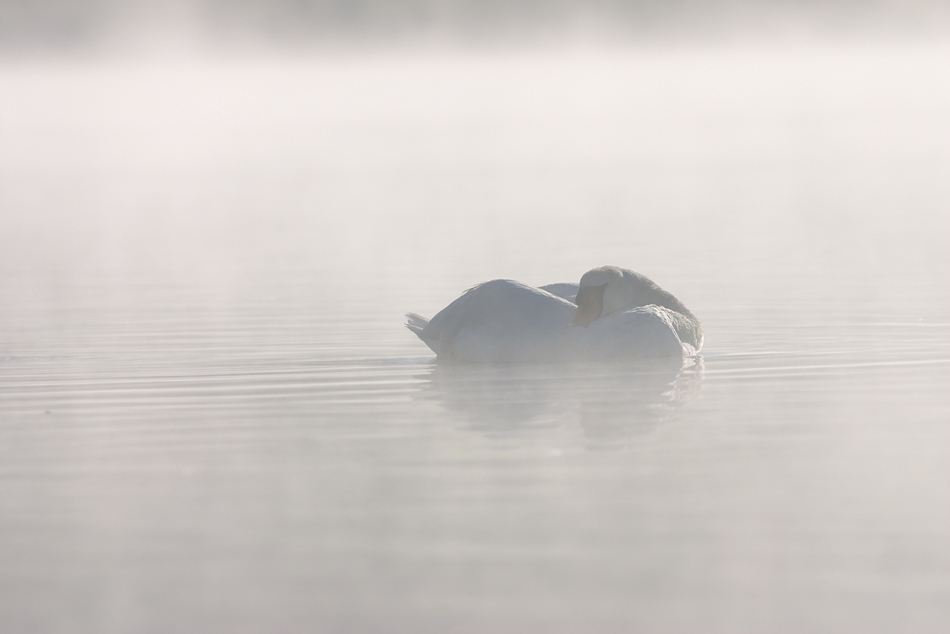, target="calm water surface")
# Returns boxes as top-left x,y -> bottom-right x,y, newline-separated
1,44 -> 949,632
